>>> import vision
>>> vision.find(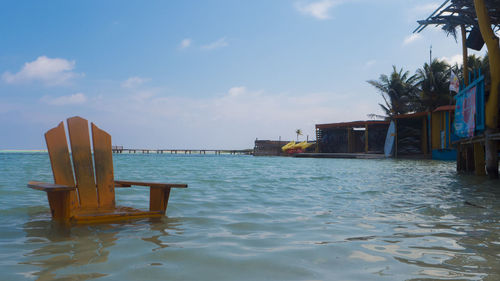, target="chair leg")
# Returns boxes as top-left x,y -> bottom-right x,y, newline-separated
149,187 -> 171,214
46,191 -> 72,220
